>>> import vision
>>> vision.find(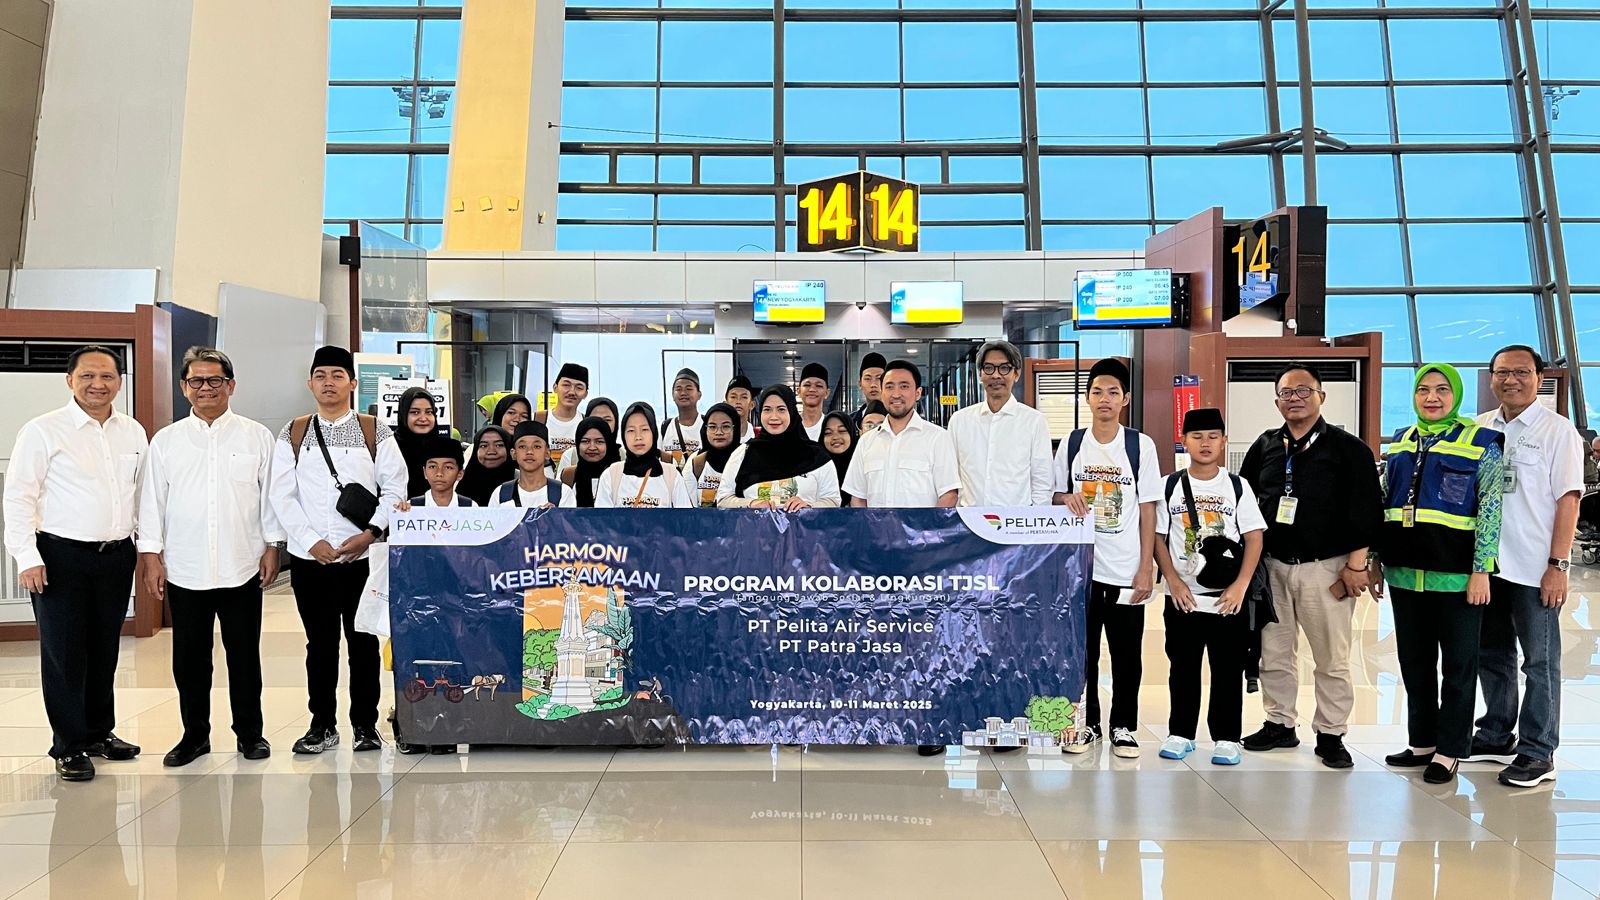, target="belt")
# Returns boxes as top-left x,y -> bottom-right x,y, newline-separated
38,532 -> 133,553
1269,553 -> 1342,566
